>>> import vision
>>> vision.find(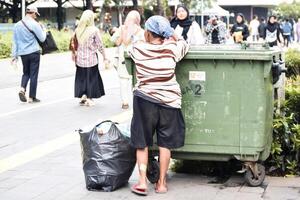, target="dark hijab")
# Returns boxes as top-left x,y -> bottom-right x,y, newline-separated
170,5 -> 193,40
267,15 -> 279,32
